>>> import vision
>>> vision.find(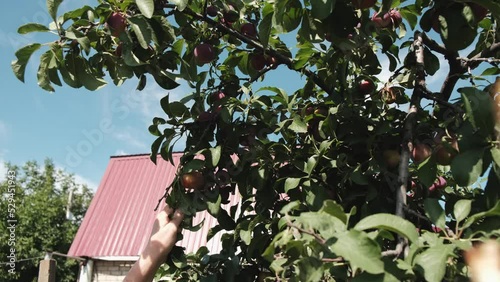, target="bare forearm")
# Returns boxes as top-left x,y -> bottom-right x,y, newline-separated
124,244 -> 166,282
